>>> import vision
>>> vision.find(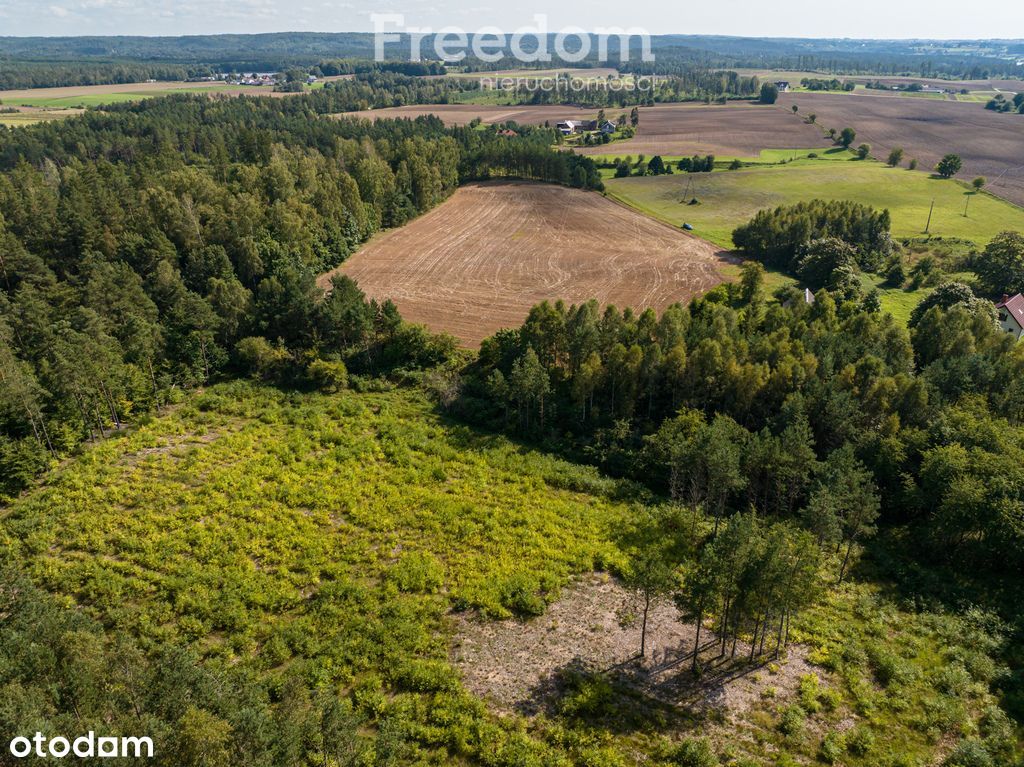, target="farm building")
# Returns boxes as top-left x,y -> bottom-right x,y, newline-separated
775,81 -> 791,92
556,119 -> 616,135
996,293 -> 1024,340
